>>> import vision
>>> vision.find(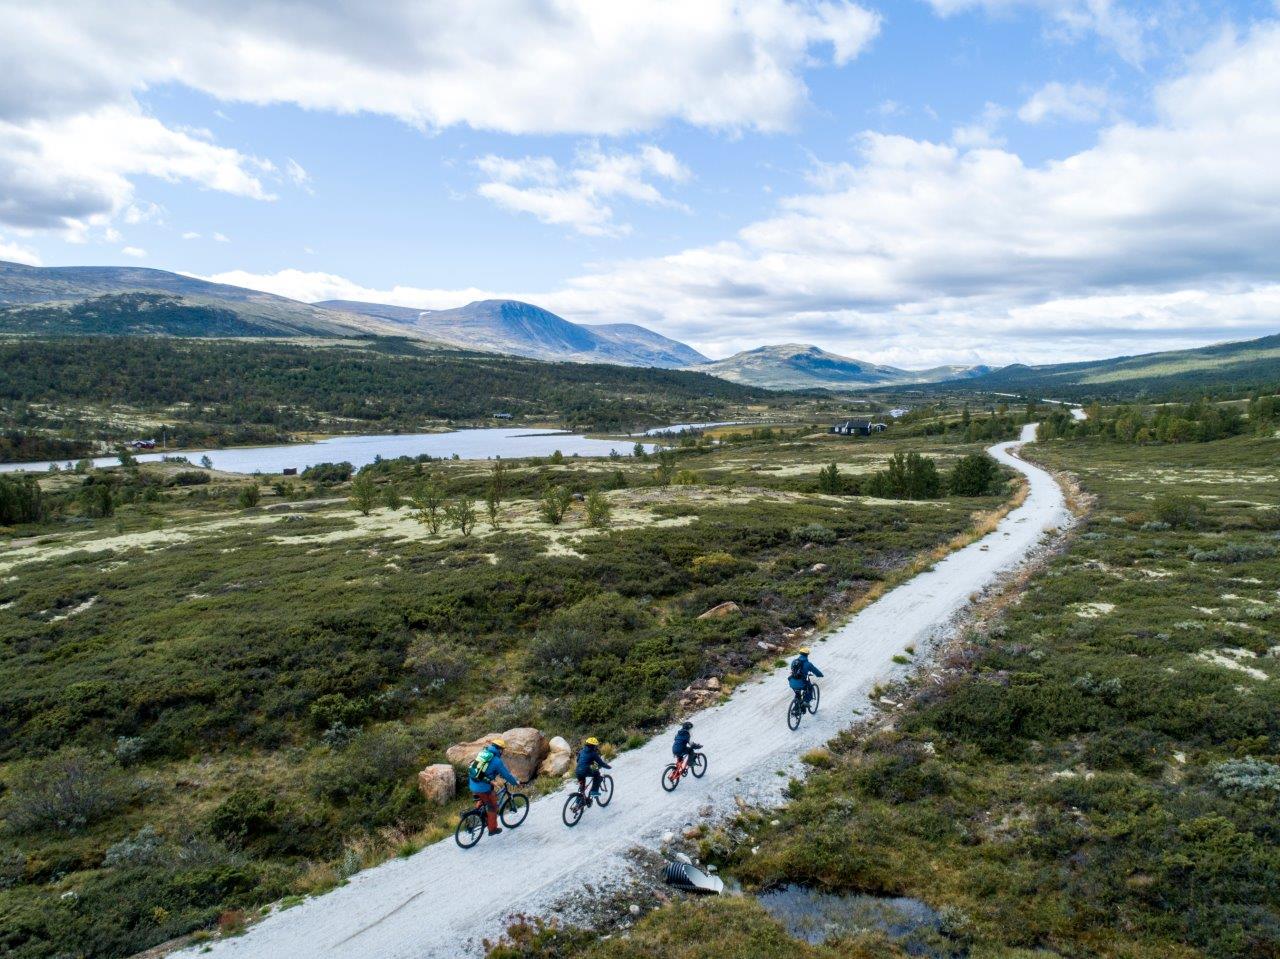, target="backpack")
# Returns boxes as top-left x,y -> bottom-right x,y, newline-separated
789,658 -> 806,681
469,746 -> 496,782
